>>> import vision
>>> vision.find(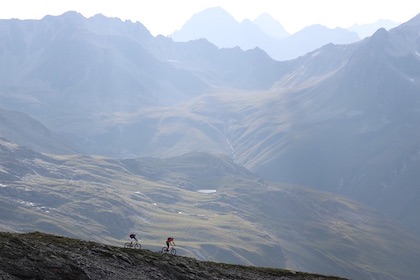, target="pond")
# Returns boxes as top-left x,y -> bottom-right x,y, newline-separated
196,189 -> 217,194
